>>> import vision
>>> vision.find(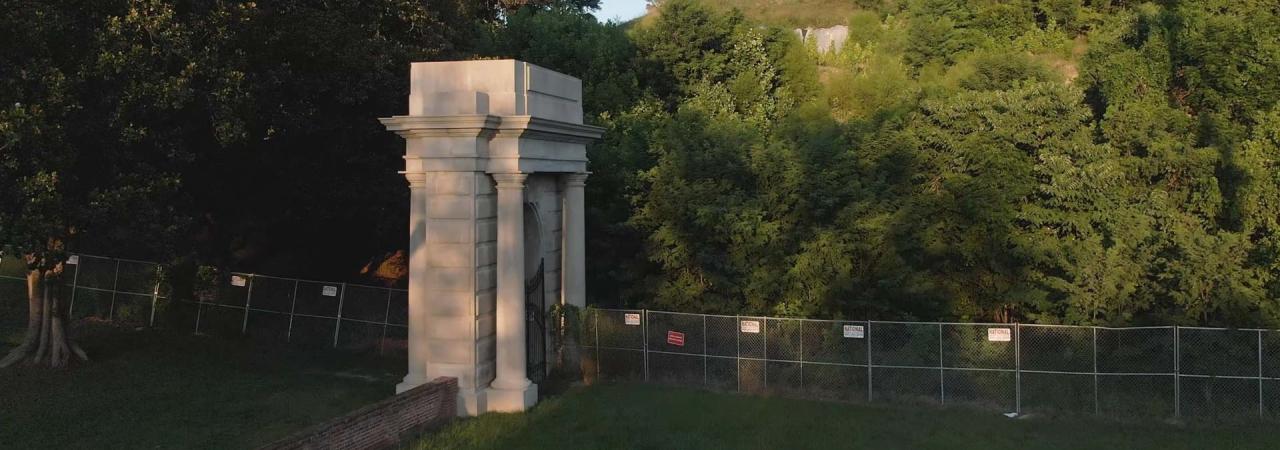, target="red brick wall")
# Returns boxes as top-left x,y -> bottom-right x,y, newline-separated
259,377 -> 458,450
